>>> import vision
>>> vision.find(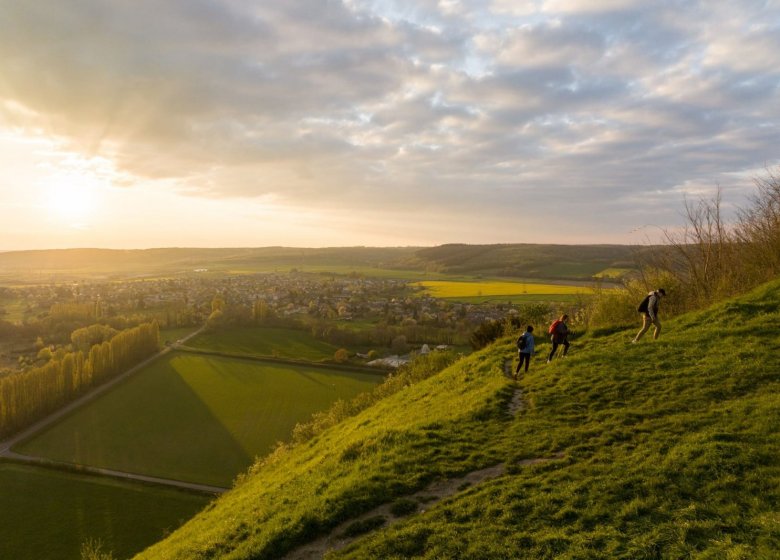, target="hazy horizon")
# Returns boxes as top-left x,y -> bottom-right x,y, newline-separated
2,1 -> 778,251
0,240 -> 647,254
